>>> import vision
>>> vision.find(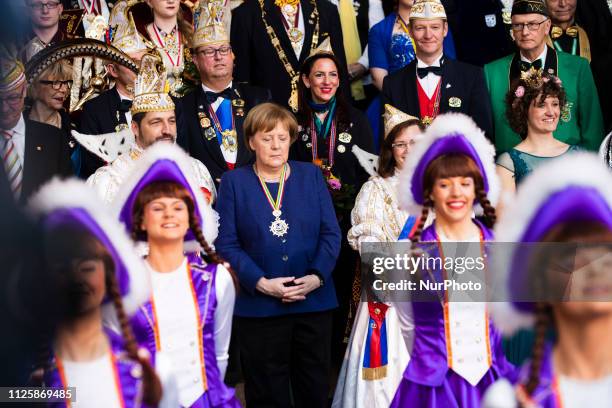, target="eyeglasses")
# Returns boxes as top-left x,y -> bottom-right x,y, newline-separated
196,46 -> 232,57
28,1 -> 61,11
0,94 -> 24,107
39,80 -> 73,90
511,19 -> 549,32
391,141 -> 414,150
